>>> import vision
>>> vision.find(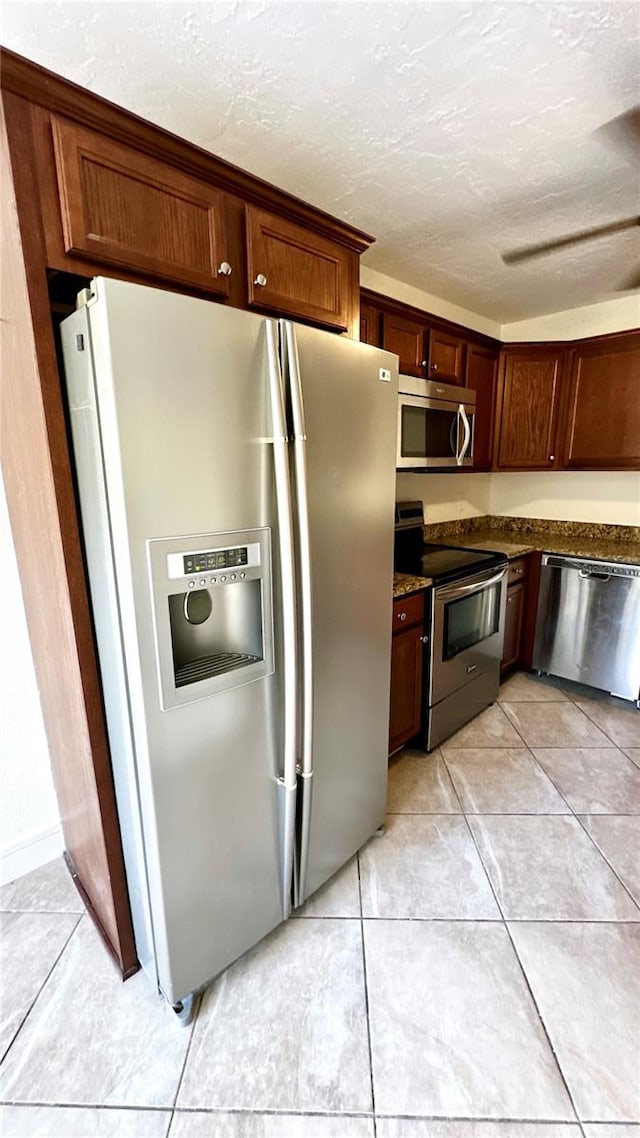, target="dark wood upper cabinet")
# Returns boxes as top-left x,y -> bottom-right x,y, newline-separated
360,301 -> 381,346
382,312 -> 427,377
465,344 -> 498,470
245,206 -> 352,331
494,349 -> 564,470
52,117 -> 232,297
427,328 -> 465,384
562,333 -> 640,470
